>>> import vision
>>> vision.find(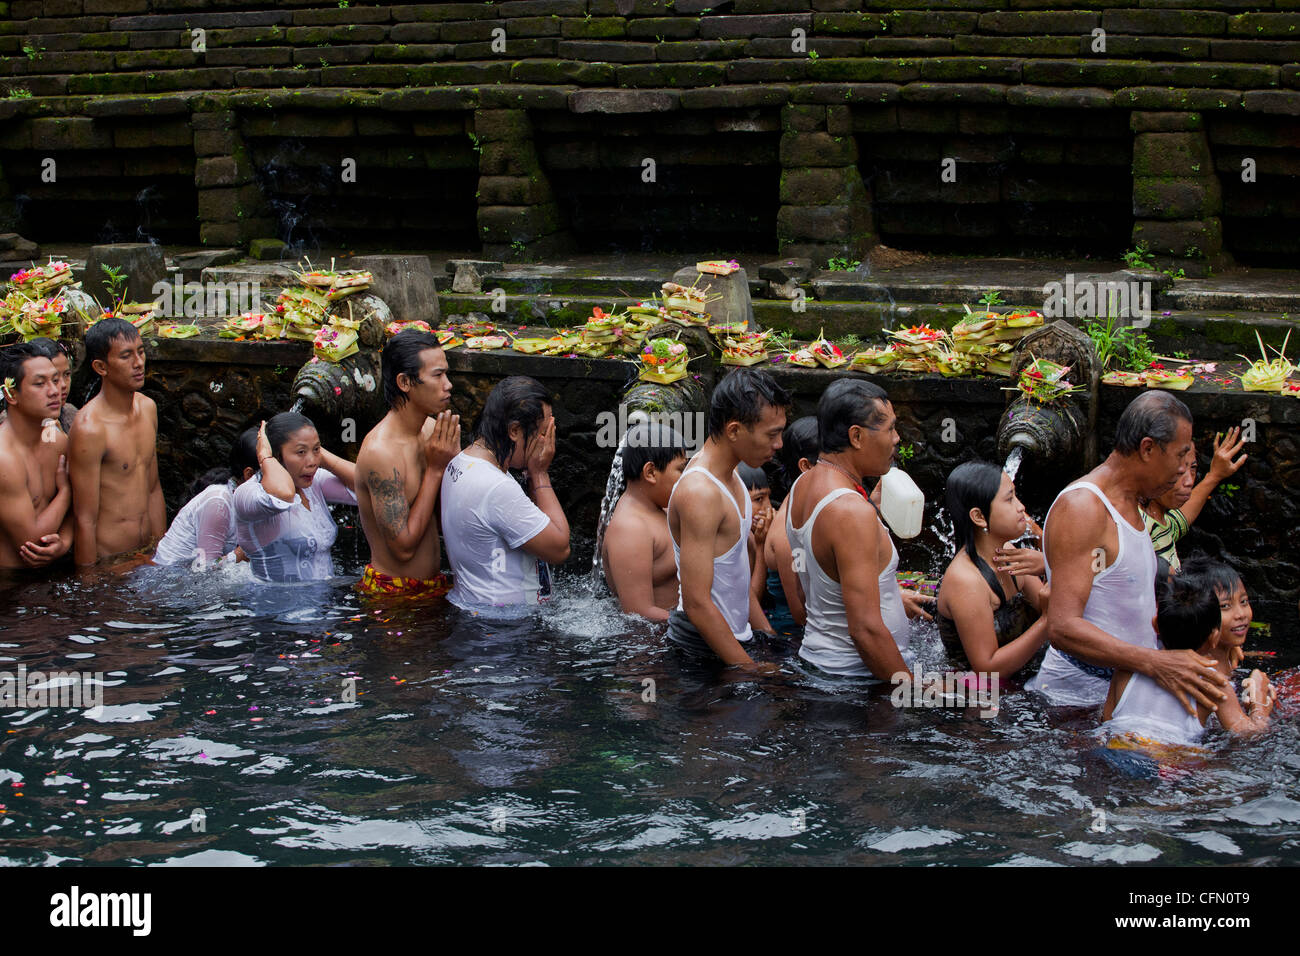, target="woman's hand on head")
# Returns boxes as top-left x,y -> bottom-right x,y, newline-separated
525,416 -> 556,475
256,420 -> 273,464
